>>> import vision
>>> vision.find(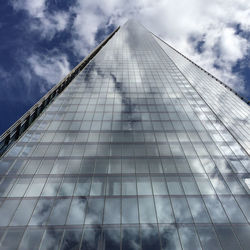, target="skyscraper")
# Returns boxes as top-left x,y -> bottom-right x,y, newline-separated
0,20 -> 249,249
